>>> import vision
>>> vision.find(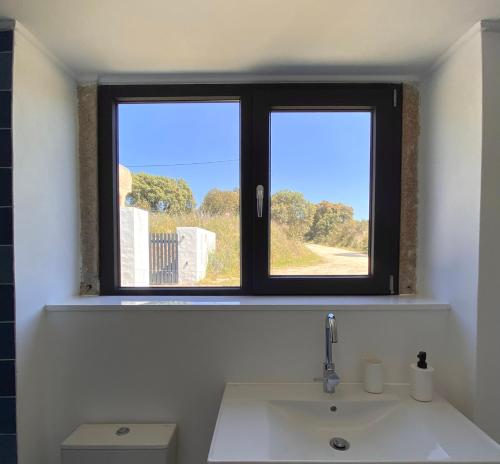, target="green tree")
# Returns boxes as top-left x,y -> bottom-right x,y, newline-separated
307,200 -> 353,242
127,172 -> 195,214
200,188 -> 240,216
271,190 -> 316,239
